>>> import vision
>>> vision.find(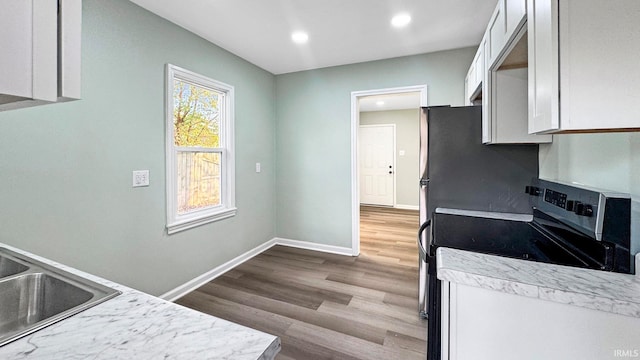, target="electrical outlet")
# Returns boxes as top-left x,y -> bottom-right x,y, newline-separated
256,162 -> 261,173
133,170 -> 149,187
